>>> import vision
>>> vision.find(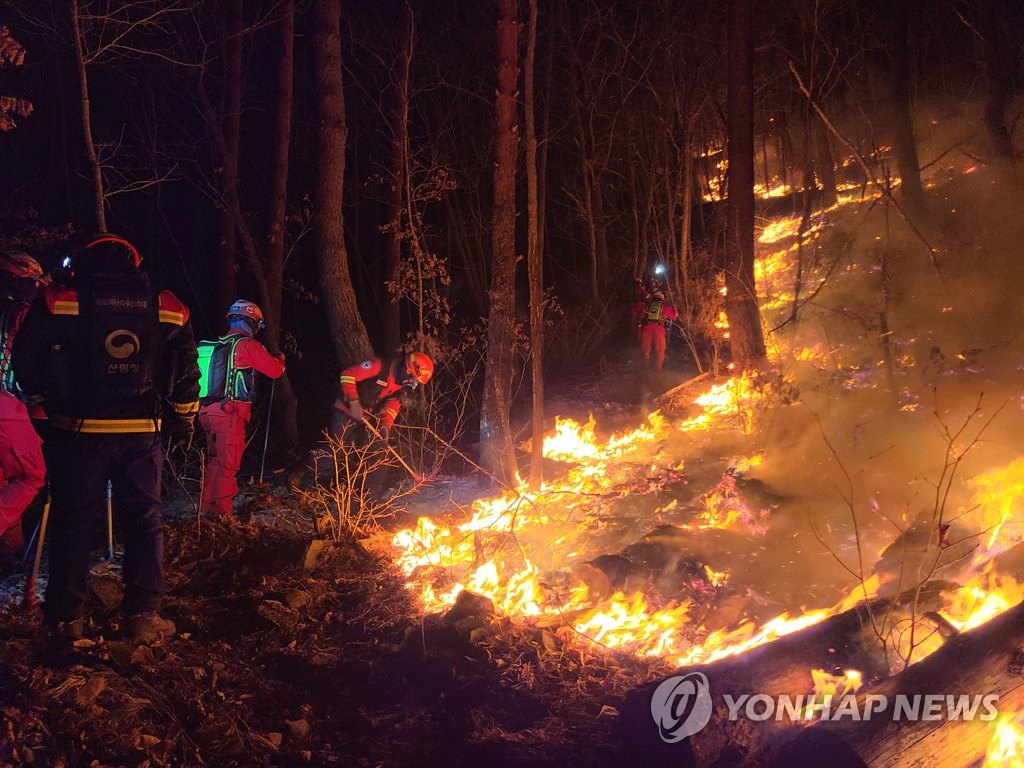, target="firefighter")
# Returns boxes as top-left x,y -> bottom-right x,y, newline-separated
629,278 -> 652,340
285,352 -> 433,489
0,251 -> 48,565
11,235 -> 200,644
332,352 -> 433,438
637,290 -> 678,372
197,300 -> 285,517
